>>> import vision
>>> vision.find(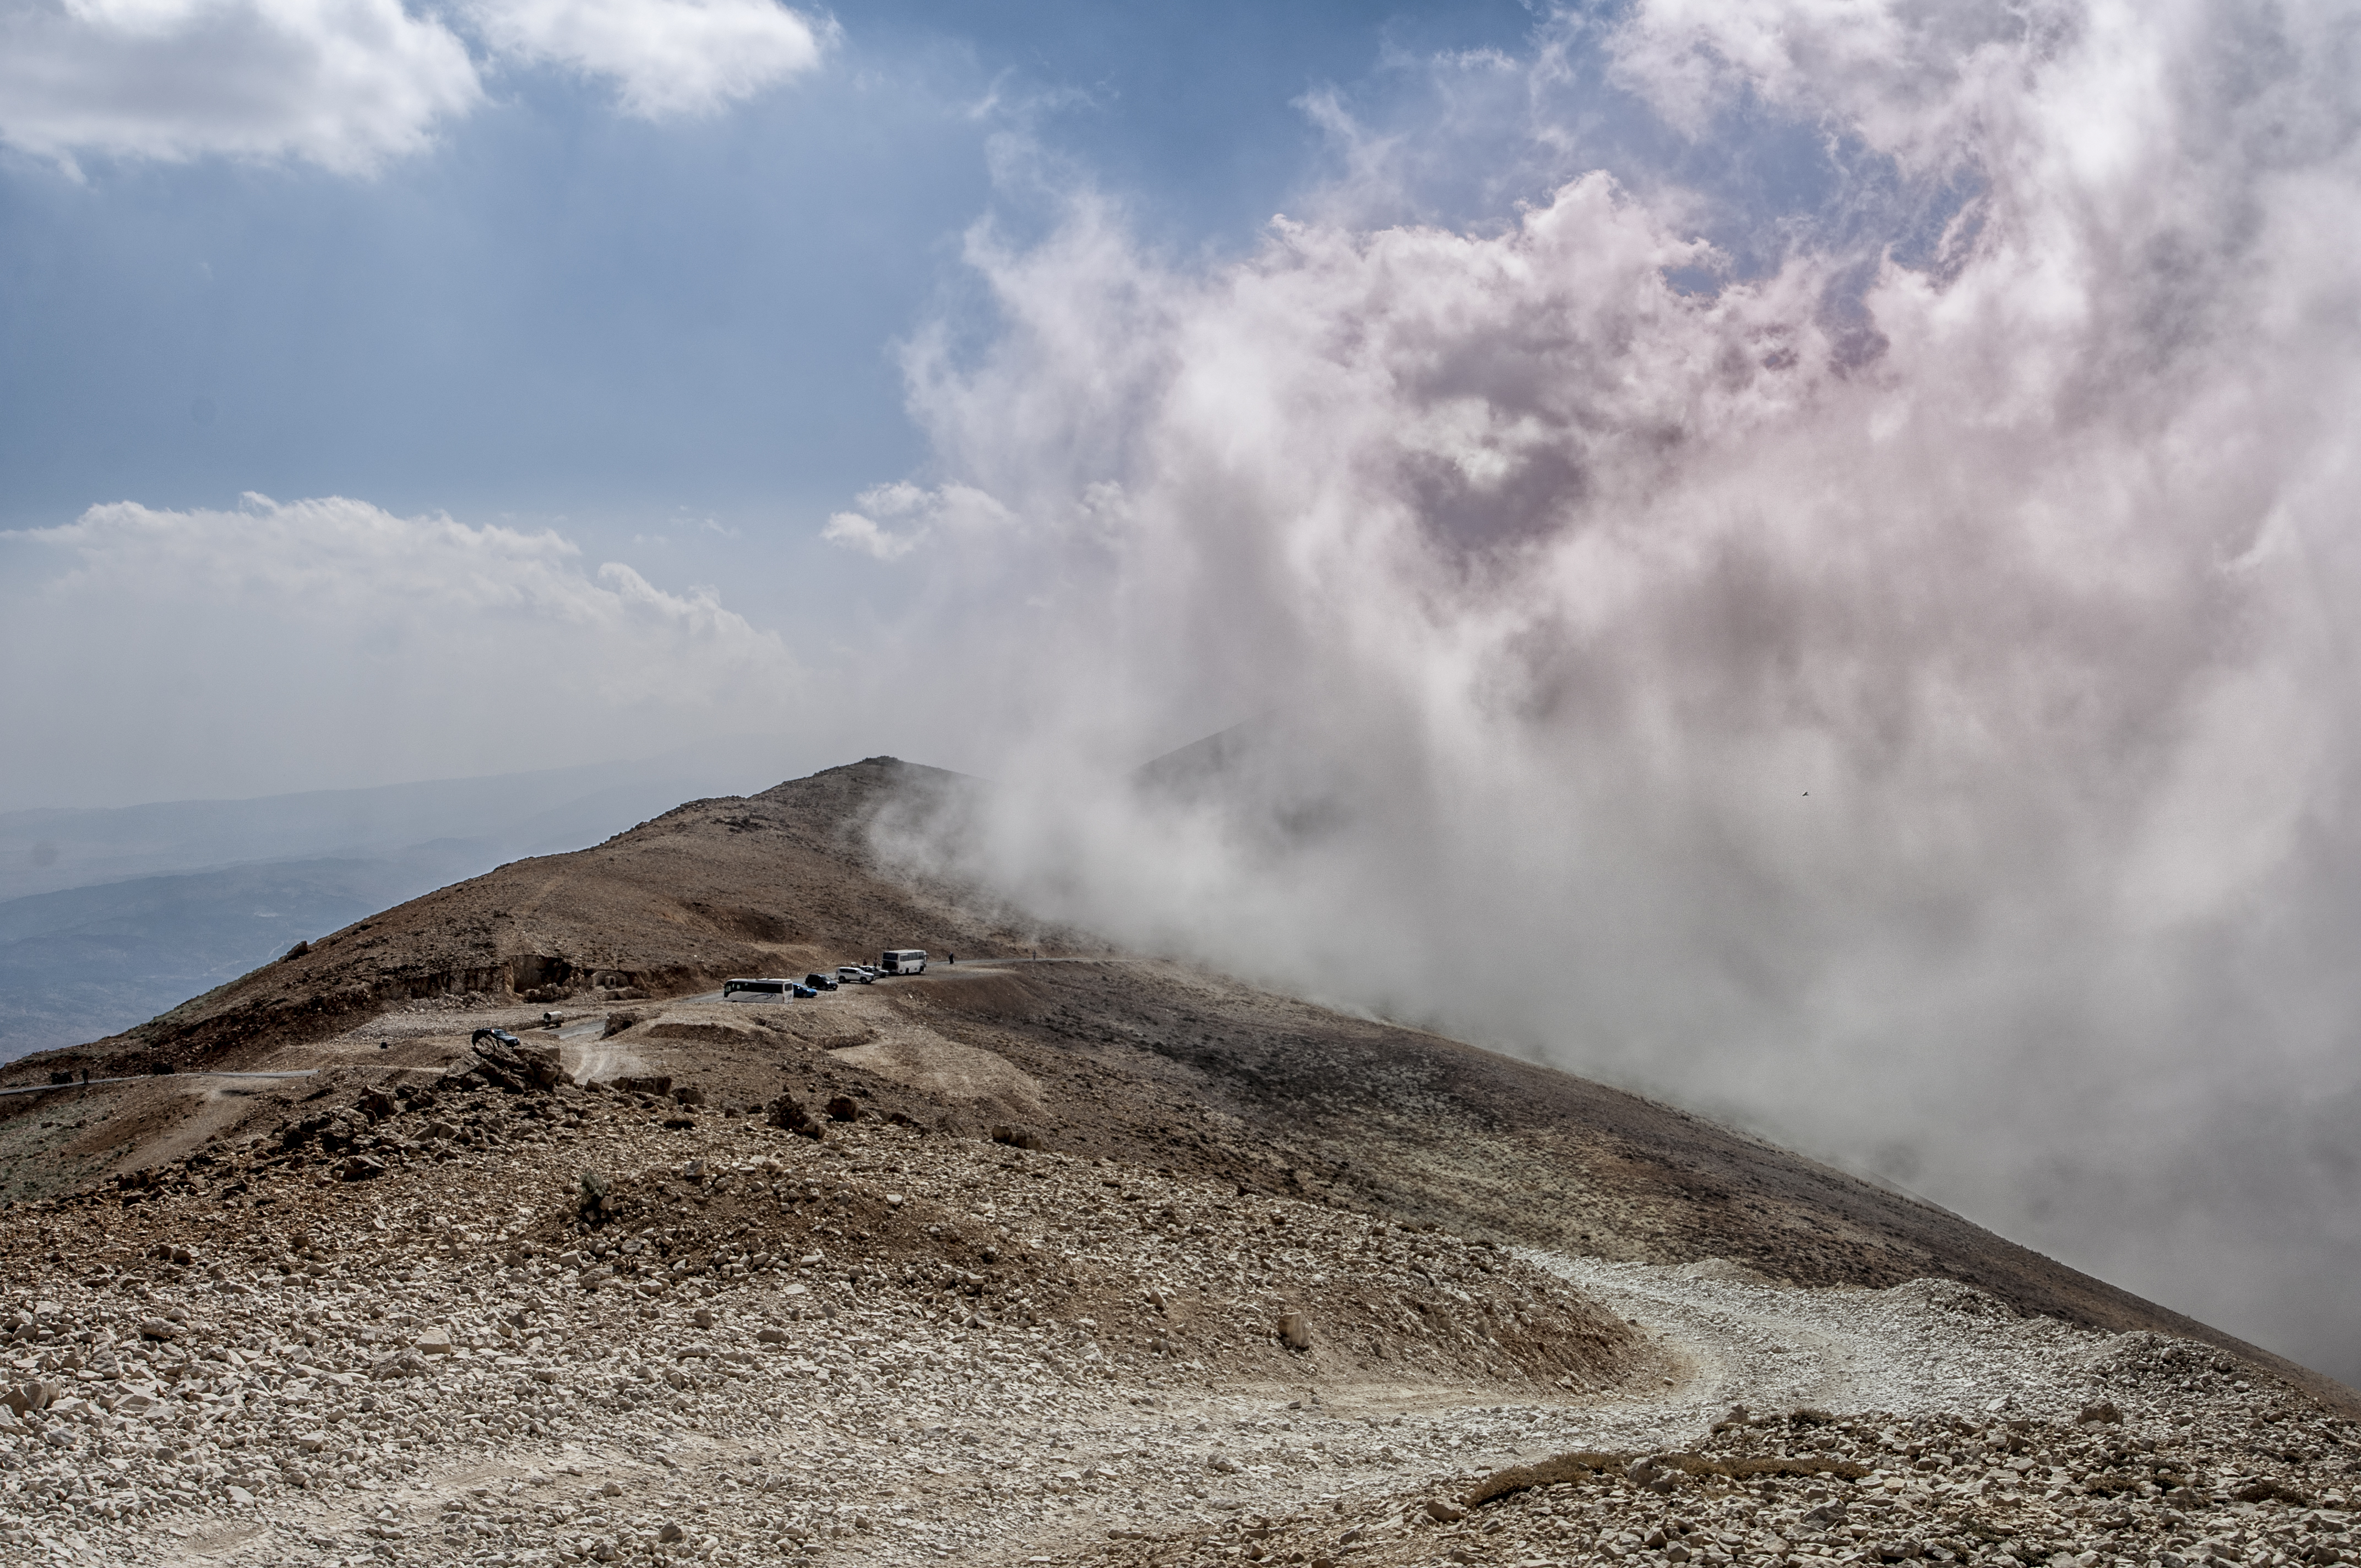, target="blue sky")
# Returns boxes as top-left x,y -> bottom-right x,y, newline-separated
1,2 -> 1539,674
0,0 -> 1890,813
